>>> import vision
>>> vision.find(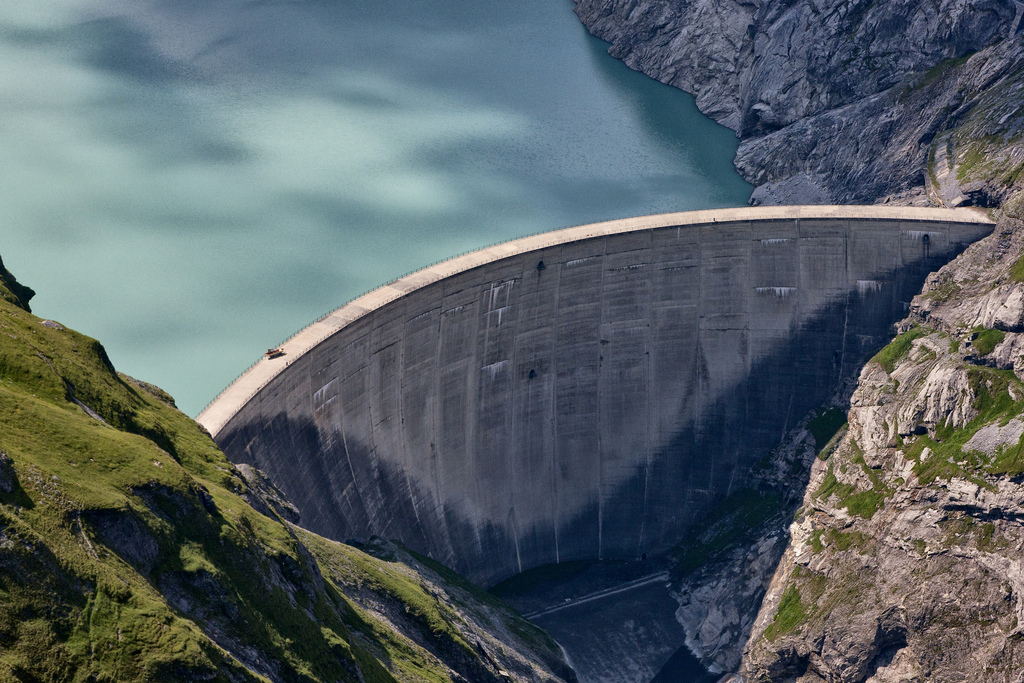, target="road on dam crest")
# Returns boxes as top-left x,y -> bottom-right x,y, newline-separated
199,206 -> 993,586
